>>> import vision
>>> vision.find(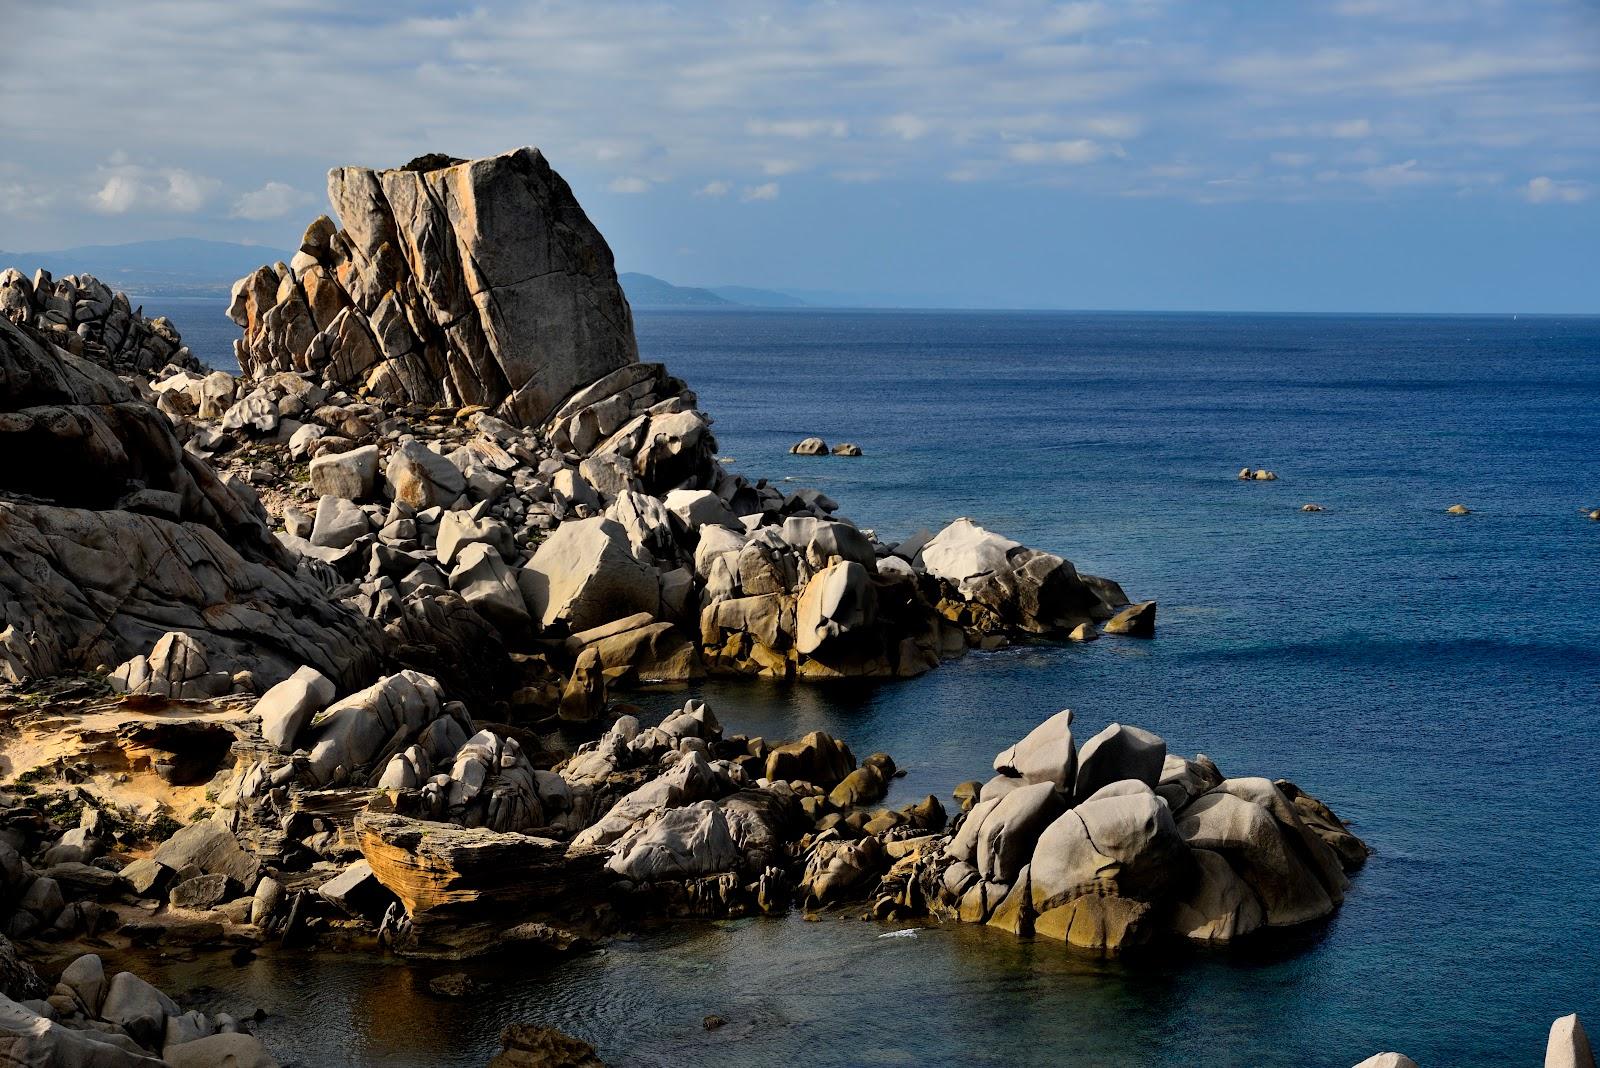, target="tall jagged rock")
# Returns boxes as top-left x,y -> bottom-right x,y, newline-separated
0,315 -> 385,689
229,147 -> 638,427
